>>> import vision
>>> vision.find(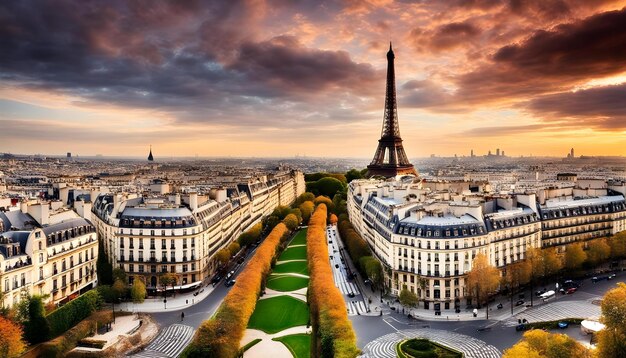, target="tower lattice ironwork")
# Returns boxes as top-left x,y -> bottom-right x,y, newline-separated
366,43 -> 417,178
